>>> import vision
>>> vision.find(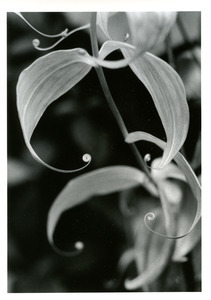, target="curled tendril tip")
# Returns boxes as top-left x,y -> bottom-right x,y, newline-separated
143,153 -> 152,168
82,153 -> 92,163
15,13 -> 90,51
145,212 -> 155,221
32,24 -> 90,51
51,240 -> 84,257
